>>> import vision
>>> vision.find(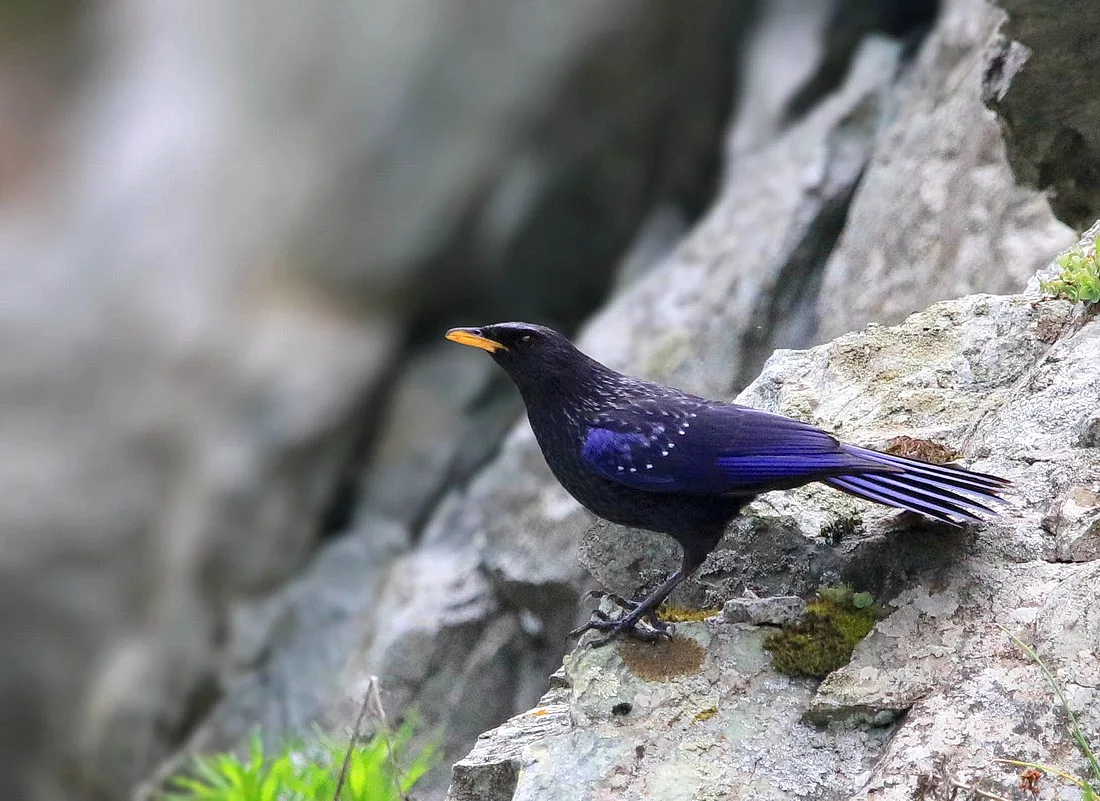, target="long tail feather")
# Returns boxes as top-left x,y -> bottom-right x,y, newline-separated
824,445 -> 1009,524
